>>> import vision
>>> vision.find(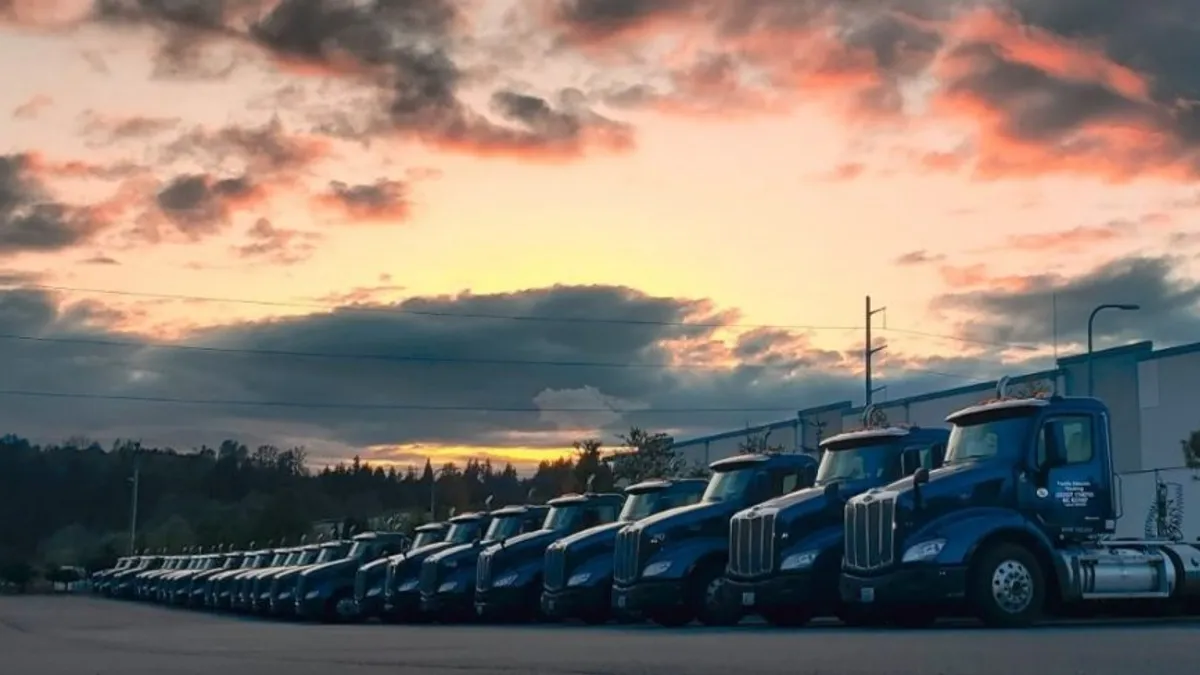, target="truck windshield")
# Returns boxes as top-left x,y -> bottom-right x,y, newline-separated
411,530 -> 444,549
296,549 -> 318,564
315,545 -> 345,563
484,515 -> 524,541
446,520 -> 482,544
543,505 -> 585,531
703,467 -> 755,502
816,442 -> 900,485
946,413 -> 1034,465
619,492 -> 660,521
347,542 -> 374,559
